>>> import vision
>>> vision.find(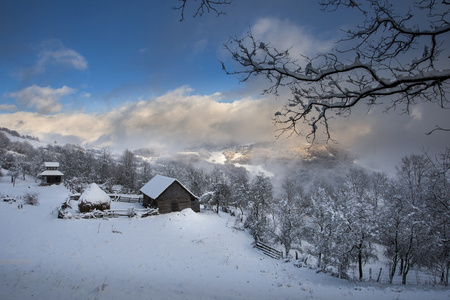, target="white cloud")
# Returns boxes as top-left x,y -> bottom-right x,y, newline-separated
411,106 -> 423,120
80,92 -> 91,98
0,87 -> 278,150
250,17 -> 333,61
1,86 -> 447,173
18,40 -> 88,78
0,104 -> 18,112
7,85 -> 75,114
37,39 -> 87,71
